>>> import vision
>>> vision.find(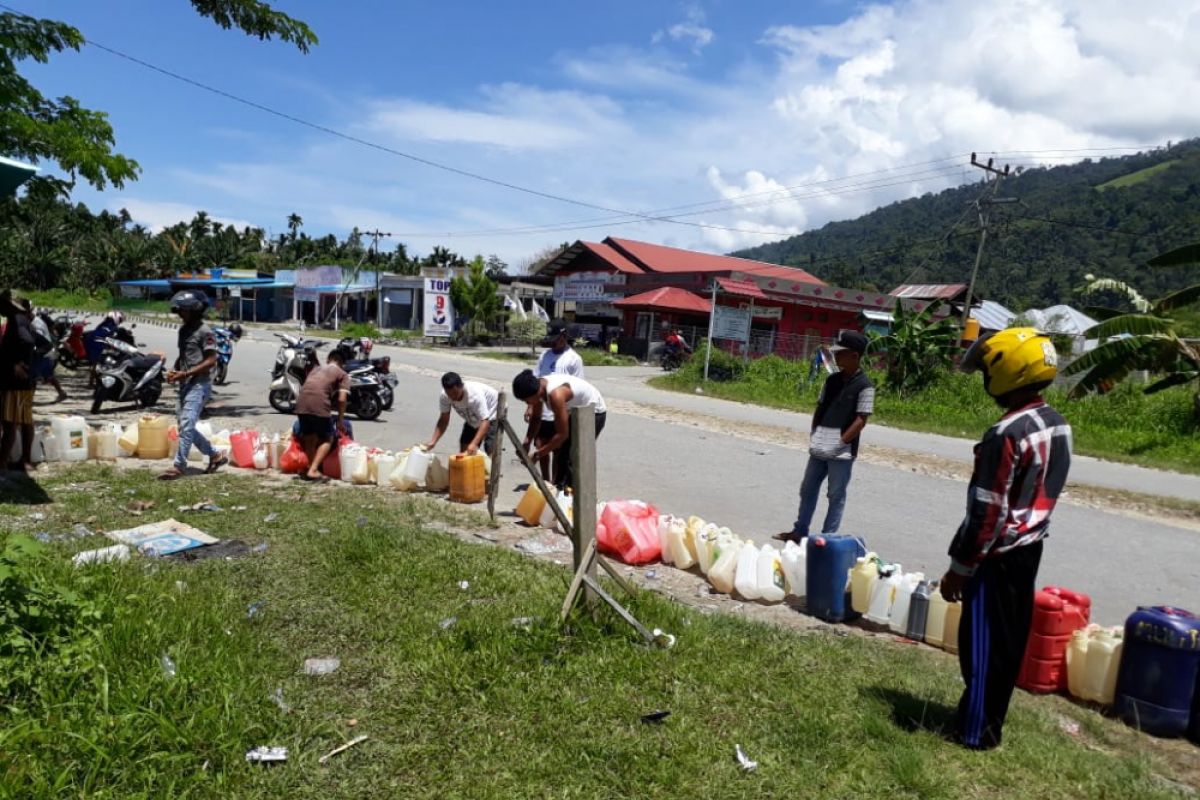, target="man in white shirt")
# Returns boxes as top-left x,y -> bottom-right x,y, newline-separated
532,319 -> 584,480
425,372 -> 499,455
513,369 -> 607,489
